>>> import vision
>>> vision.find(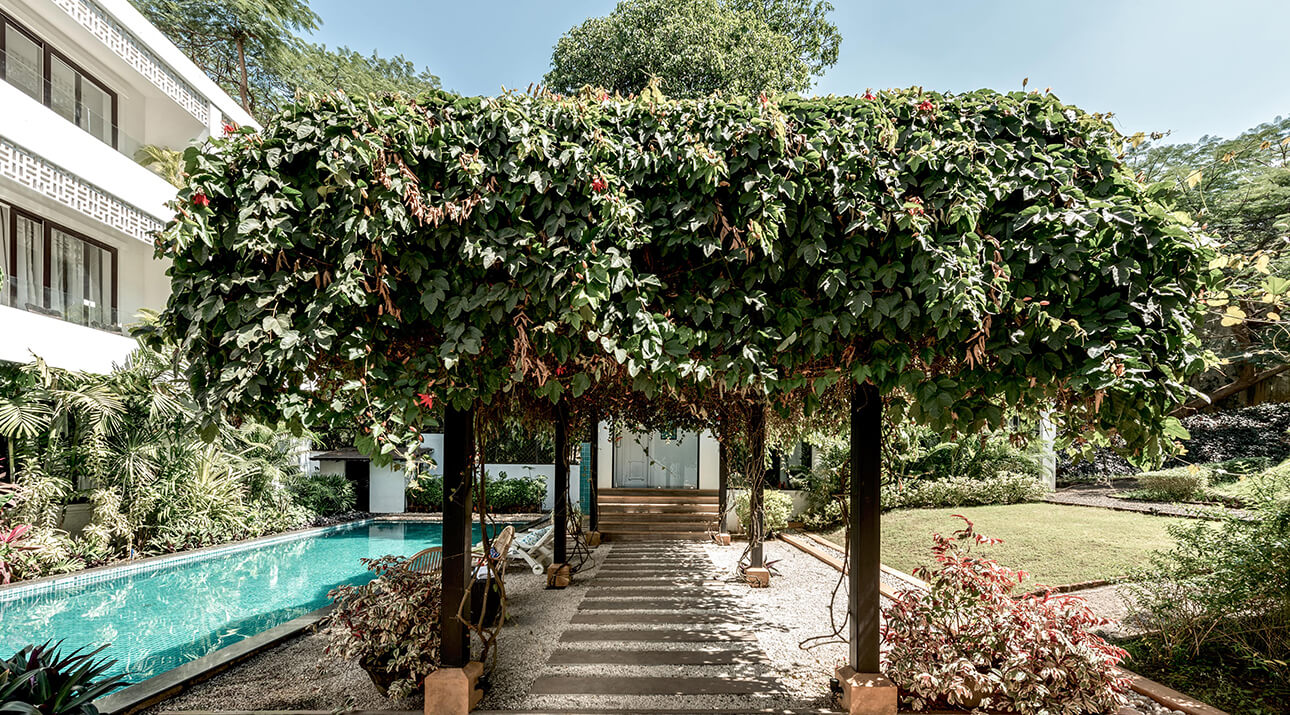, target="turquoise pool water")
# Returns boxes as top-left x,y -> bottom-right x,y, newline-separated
0,520 -> 491,683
